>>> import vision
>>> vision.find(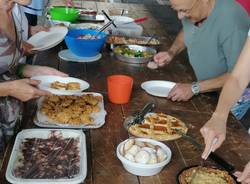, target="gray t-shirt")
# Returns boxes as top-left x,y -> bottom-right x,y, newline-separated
182,0 -> 250,81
